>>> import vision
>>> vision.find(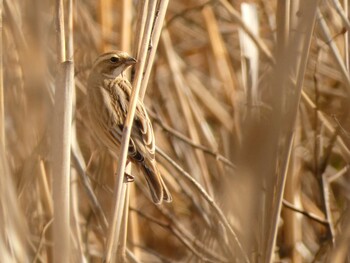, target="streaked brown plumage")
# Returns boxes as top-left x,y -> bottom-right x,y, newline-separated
87,51 -> 172,204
